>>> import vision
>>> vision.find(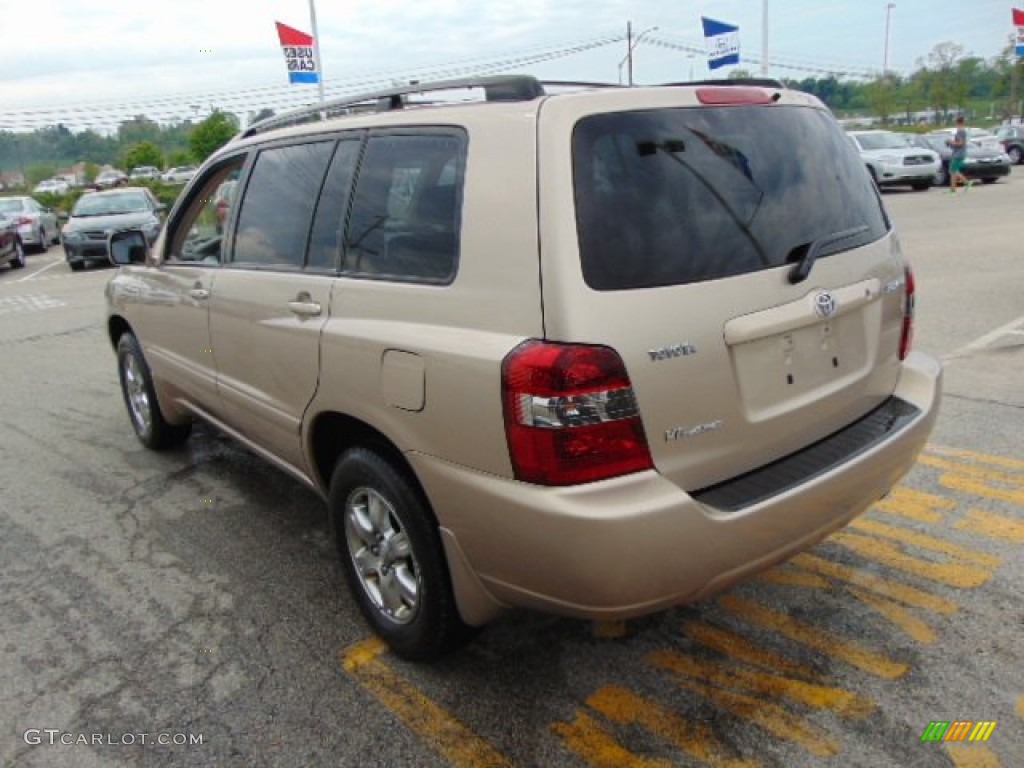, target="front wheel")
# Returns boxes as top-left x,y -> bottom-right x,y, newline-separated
934,164 -> 949,187
329,447 -> 473,661
1008,146 -> 1022,165
910,180 -> 932,191
11,239 -> 25,269
116,333 -> 192,449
